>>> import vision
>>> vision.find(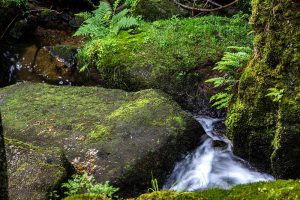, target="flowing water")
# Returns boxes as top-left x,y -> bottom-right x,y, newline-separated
164,115 -> 274,191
